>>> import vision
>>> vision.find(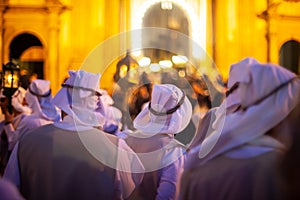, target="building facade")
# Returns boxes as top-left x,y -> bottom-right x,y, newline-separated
0,0 -> 300,93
